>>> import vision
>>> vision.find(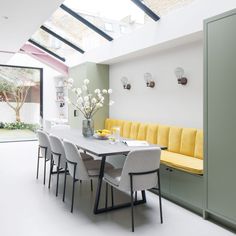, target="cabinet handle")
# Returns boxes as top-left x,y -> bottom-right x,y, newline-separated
166,167 -> 169,171
169,169 -> 173,172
